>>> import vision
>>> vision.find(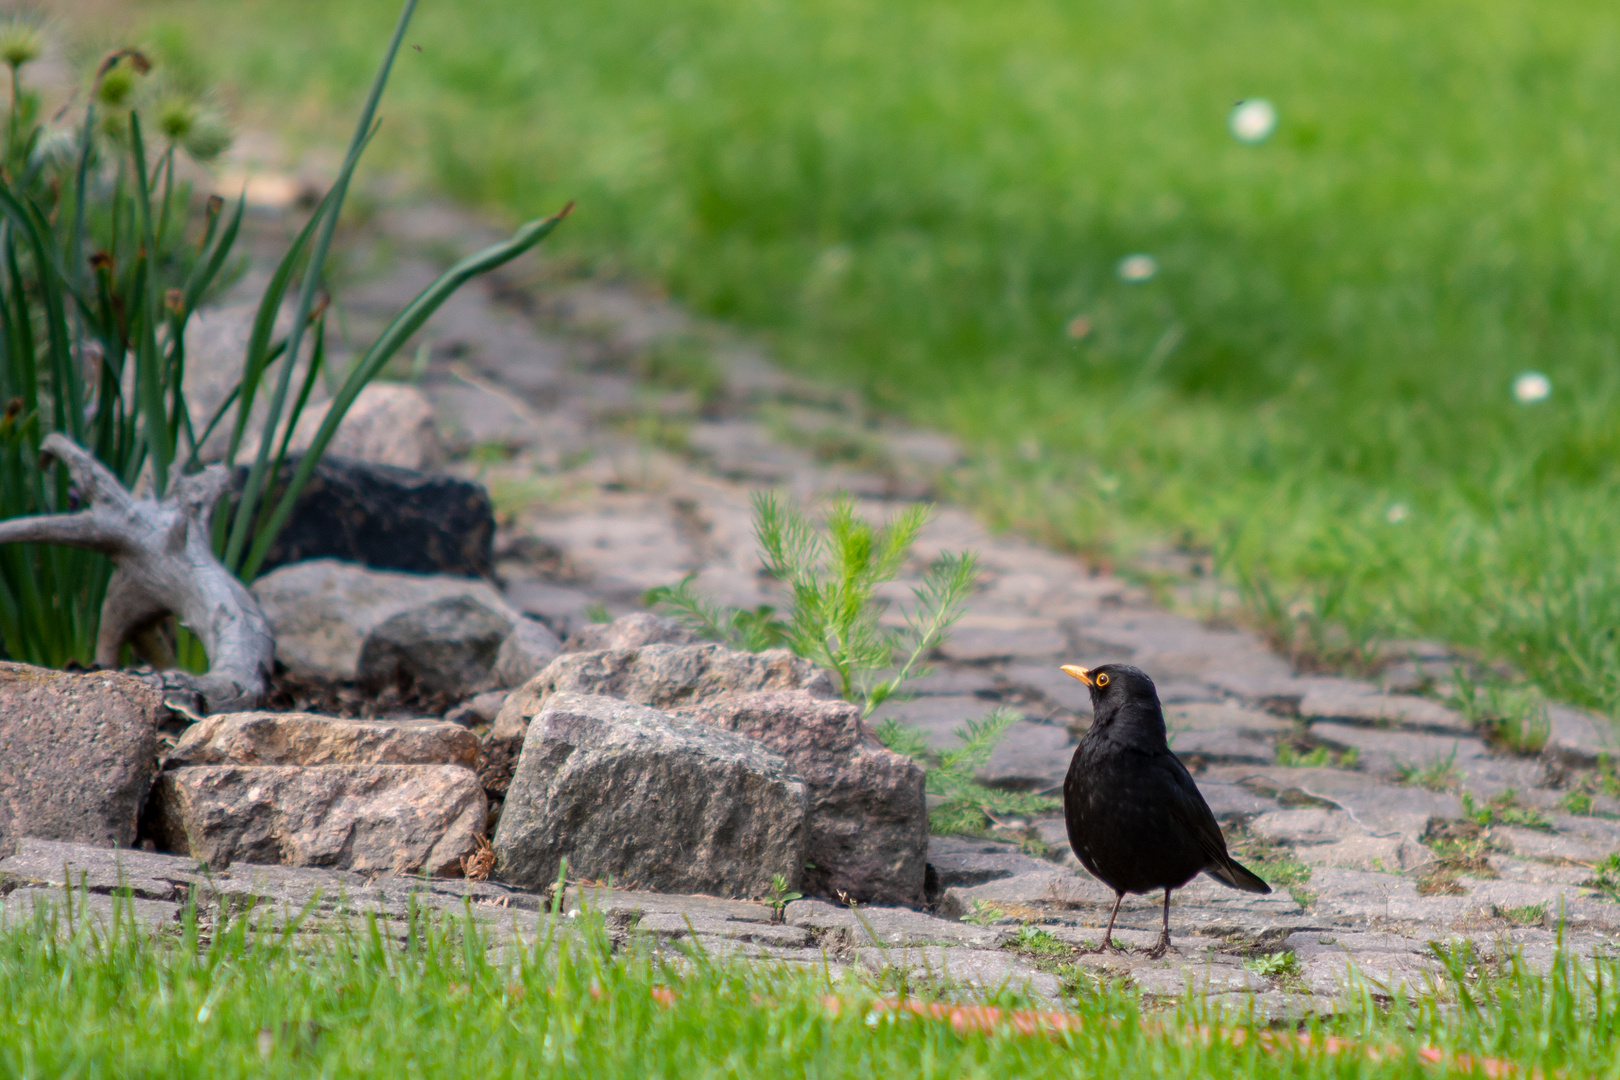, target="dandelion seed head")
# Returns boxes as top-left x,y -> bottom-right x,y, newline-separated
1512,372 -> 1551,404
1117,254 -> 1158,283
1229,99 -> 1278,144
